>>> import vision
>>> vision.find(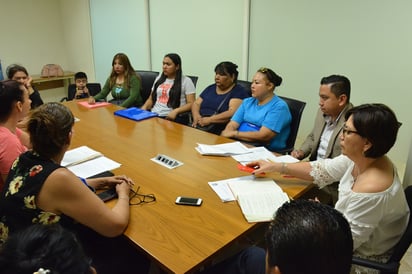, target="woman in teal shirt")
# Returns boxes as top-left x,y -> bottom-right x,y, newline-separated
89,53 -> 142,107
